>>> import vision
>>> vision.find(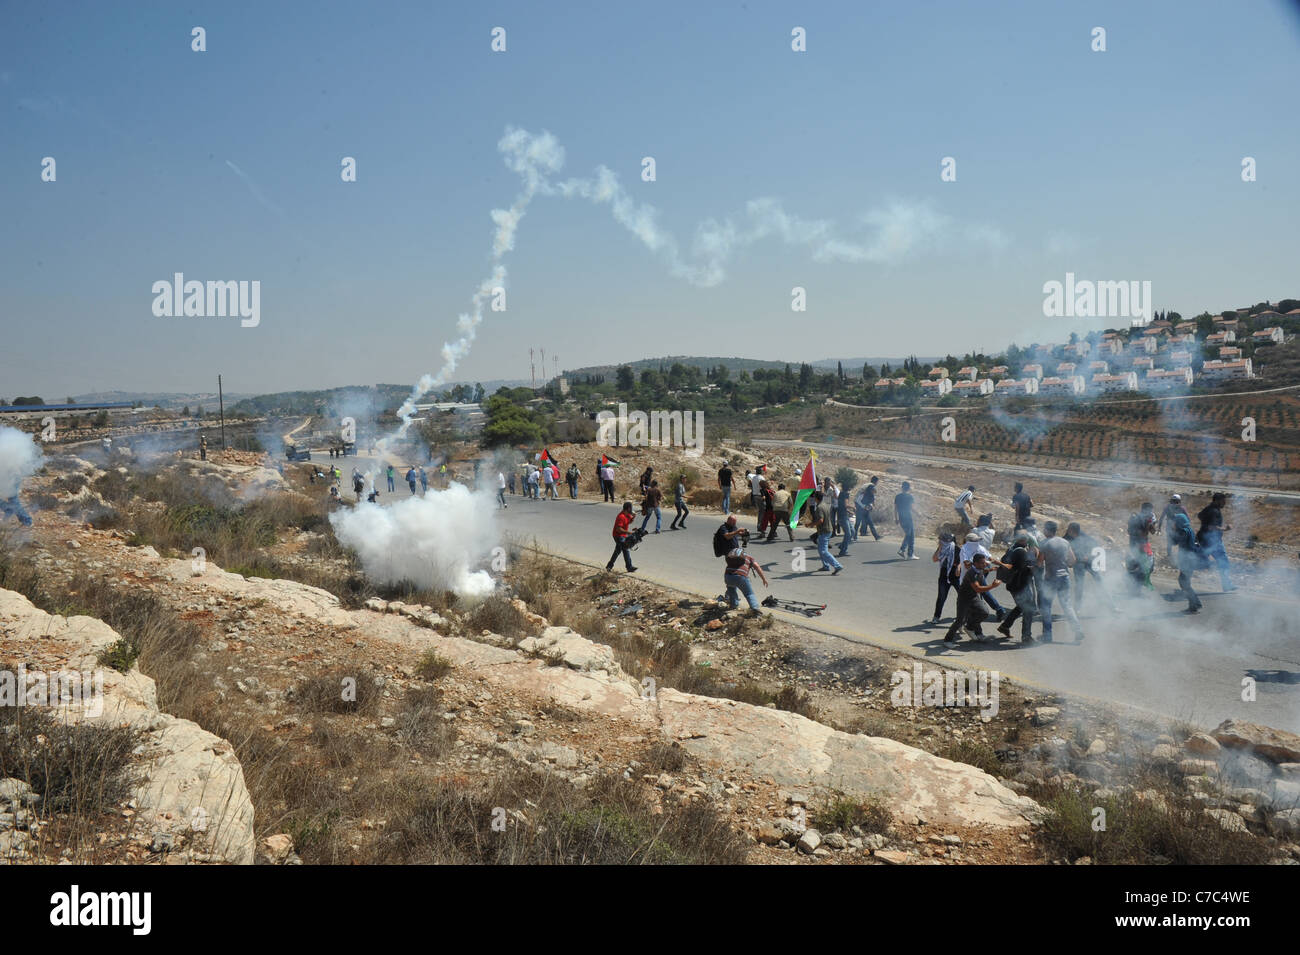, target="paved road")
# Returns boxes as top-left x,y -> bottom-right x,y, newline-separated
751,439 -> 1300,504
493,491 -> 1300,733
